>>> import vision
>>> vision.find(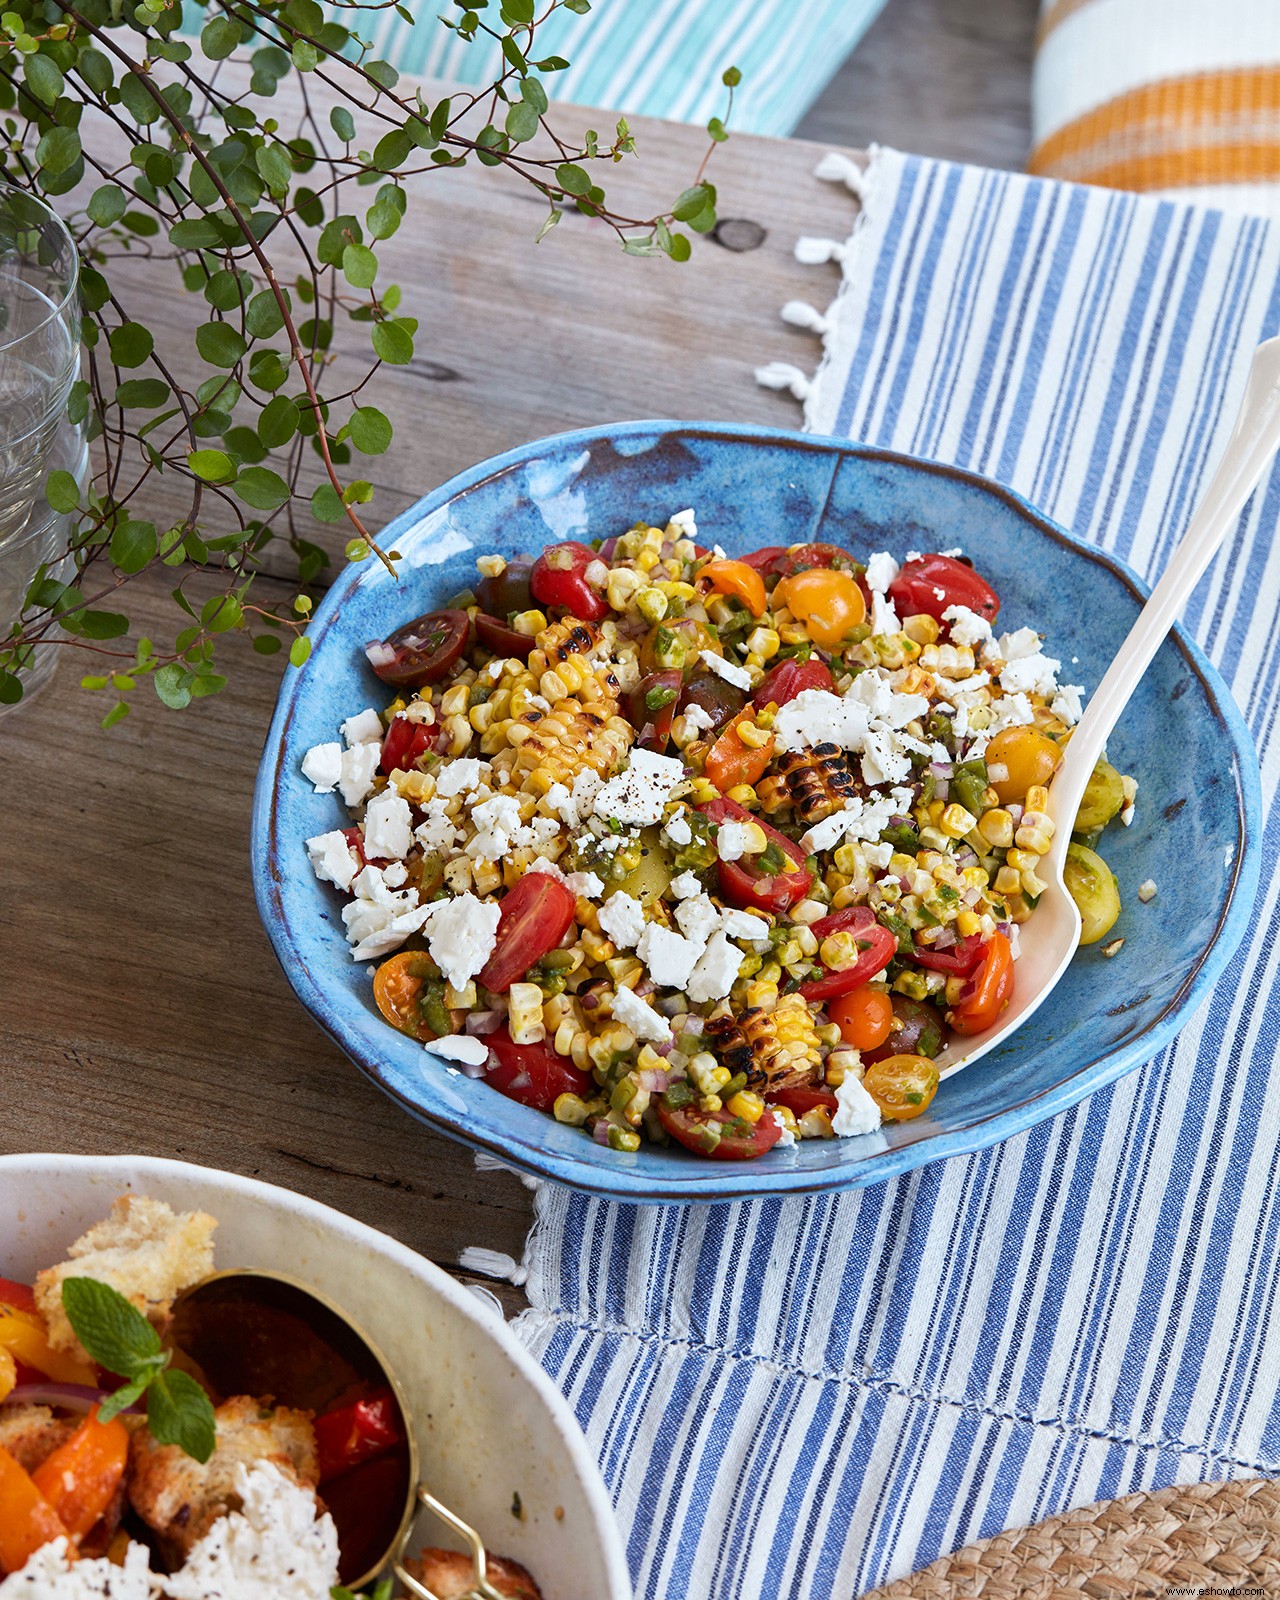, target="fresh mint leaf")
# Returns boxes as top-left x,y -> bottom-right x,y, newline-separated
61,1277 -> 165,1376
147,1368 -> 217,1463
97,1374 -> 149,1423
